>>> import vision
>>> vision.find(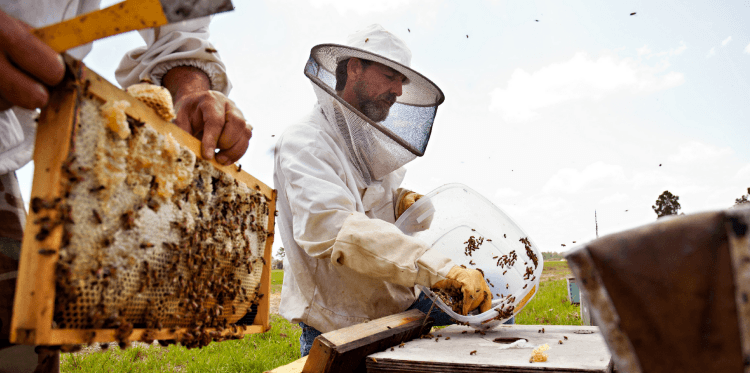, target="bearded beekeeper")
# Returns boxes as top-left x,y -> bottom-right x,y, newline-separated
274,24 -> 498,357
